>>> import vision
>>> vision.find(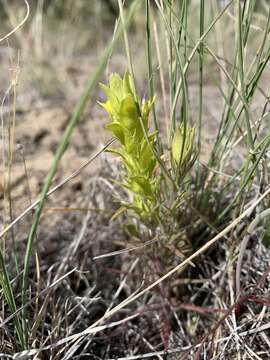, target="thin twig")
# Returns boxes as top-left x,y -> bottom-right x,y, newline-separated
0,0 -> 30,44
